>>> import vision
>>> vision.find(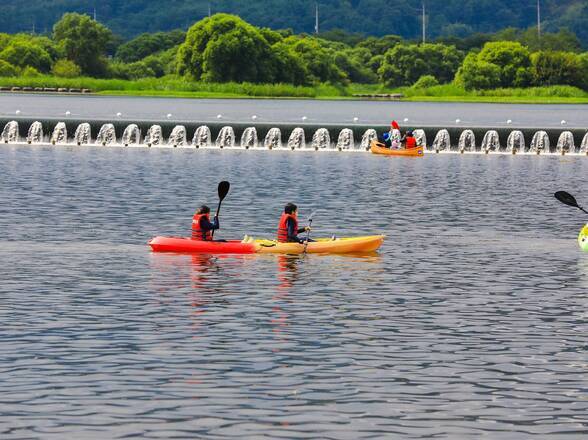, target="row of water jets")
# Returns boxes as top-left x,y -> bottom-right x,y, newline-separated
1,120 -> 587,154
